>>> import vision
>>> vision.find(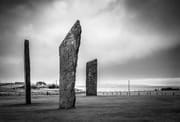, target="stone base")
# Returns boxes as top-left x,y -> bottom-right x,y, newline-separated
59,89 -> 76,109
